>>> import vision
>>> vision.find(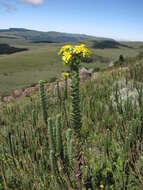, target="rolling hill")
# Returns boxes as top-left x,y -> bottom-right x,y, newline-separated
0,28 -> 112,43
92,40 -> 133,49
